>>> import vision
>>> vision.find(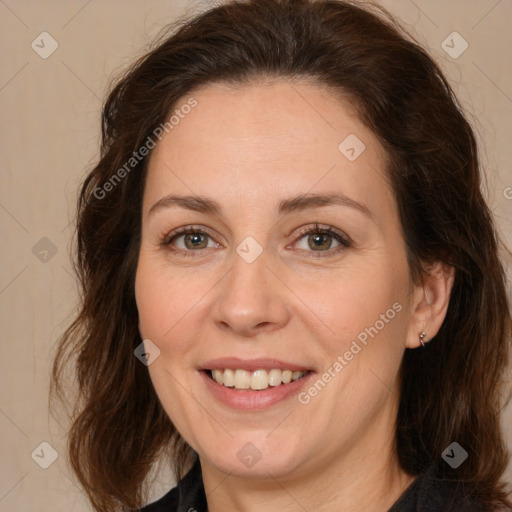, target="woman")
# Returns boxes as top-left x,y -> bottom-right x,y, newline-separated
51,0 -> 512,510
